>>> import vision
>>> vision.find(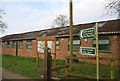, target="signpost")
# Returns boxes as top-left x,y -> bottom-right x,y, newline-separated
79,24 -> 99,80
80,47 -> 96,55
95,23 -> 99,81
80,28 -> 96,39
